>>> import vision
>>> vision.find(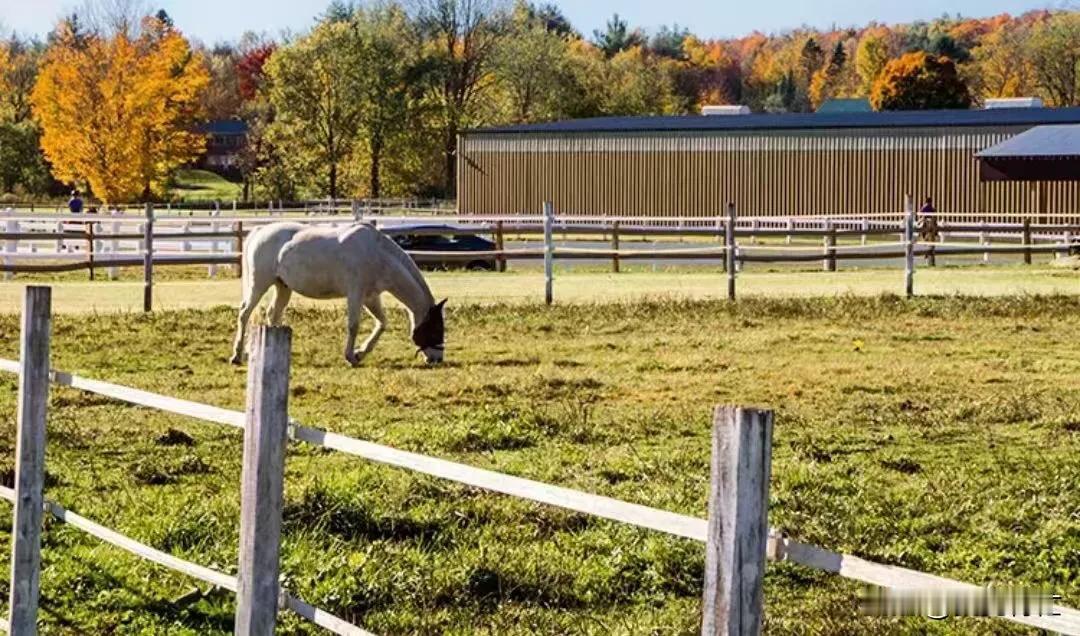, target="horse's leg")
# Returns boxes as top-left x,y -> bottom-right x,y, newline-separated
344,292 -> 363,367
356,295 -> 387,360
267,283 -> 292,327
231,276 -> 273,365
